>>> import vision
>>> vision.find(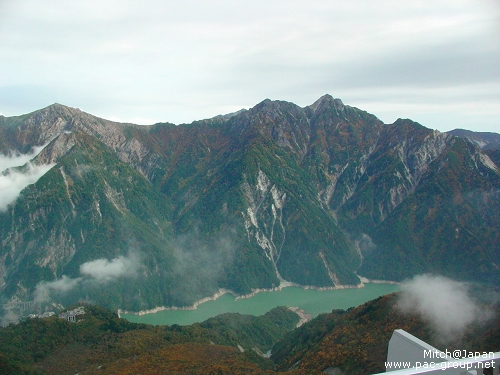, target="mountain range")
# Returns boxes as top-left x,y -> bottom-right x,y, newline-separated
0,95 -> 499,314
